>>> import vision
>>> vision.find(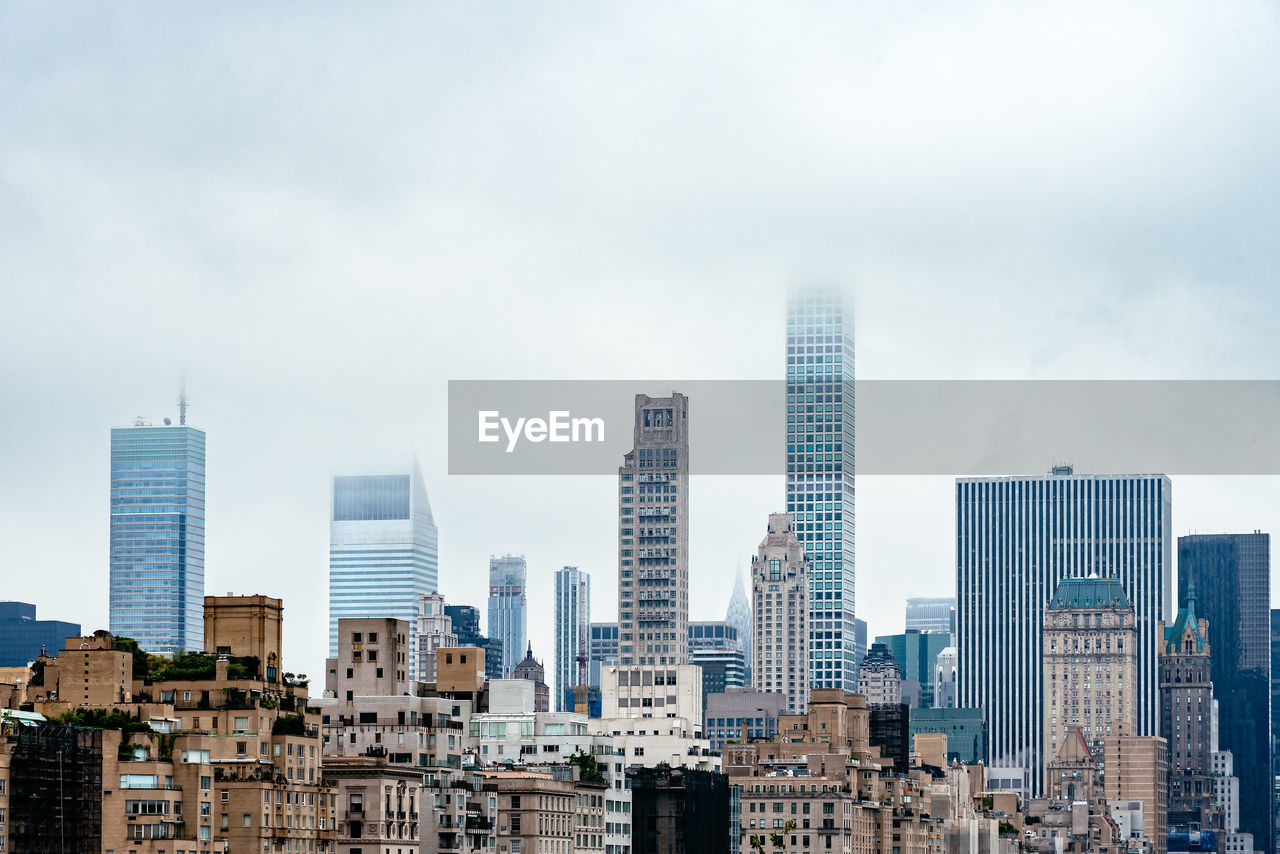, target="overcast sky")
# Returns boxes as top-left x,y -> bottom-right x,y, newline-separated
3,3 -> 1280,683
